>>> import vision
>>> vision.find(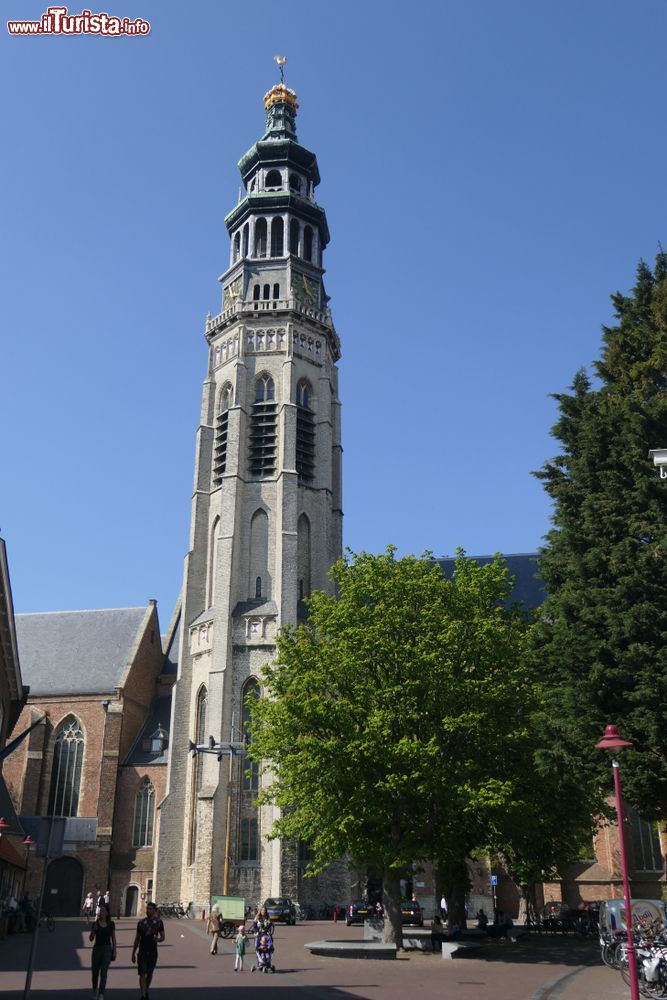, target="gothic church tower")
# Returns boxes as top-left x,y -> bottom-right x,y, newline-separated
156,81 -> 343,908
